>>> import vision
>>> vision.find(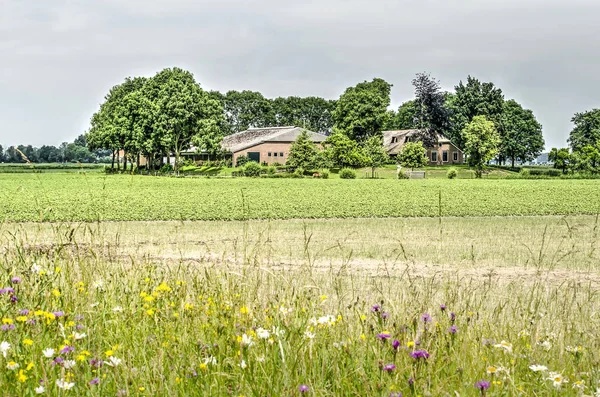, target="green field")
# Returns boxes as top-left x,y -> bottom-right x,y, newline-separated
1,173 -> 600,222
